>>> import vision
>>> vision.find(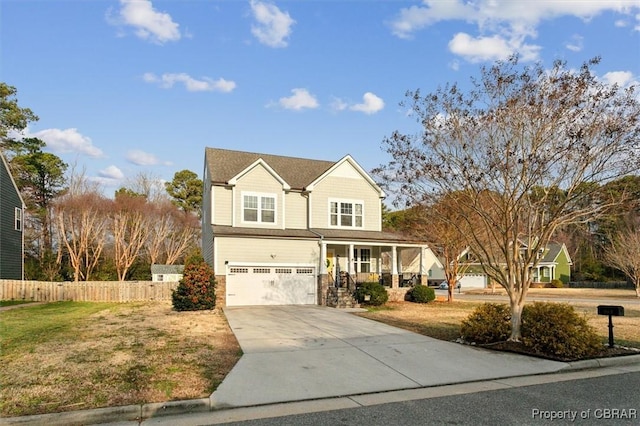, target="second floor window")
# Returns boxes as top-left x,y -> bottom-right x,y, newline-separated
15,207 -> 22,231
243,193 -> 276,224
330,200 -> 363,228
